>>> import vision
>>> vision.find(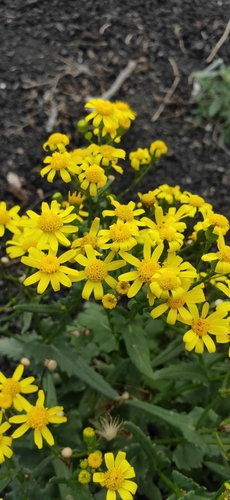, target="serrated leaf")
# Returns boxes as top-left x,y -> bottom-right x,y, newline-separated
126,400 -> 208,450
172,470 -> 206,494
124,421 -> 158,470
77,302 -> 118,352
153,362 -> 207,382
122,324 -> 155,379
173,443 -> 204,471
204,461 -> 230,479
0,337 -> 24,360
